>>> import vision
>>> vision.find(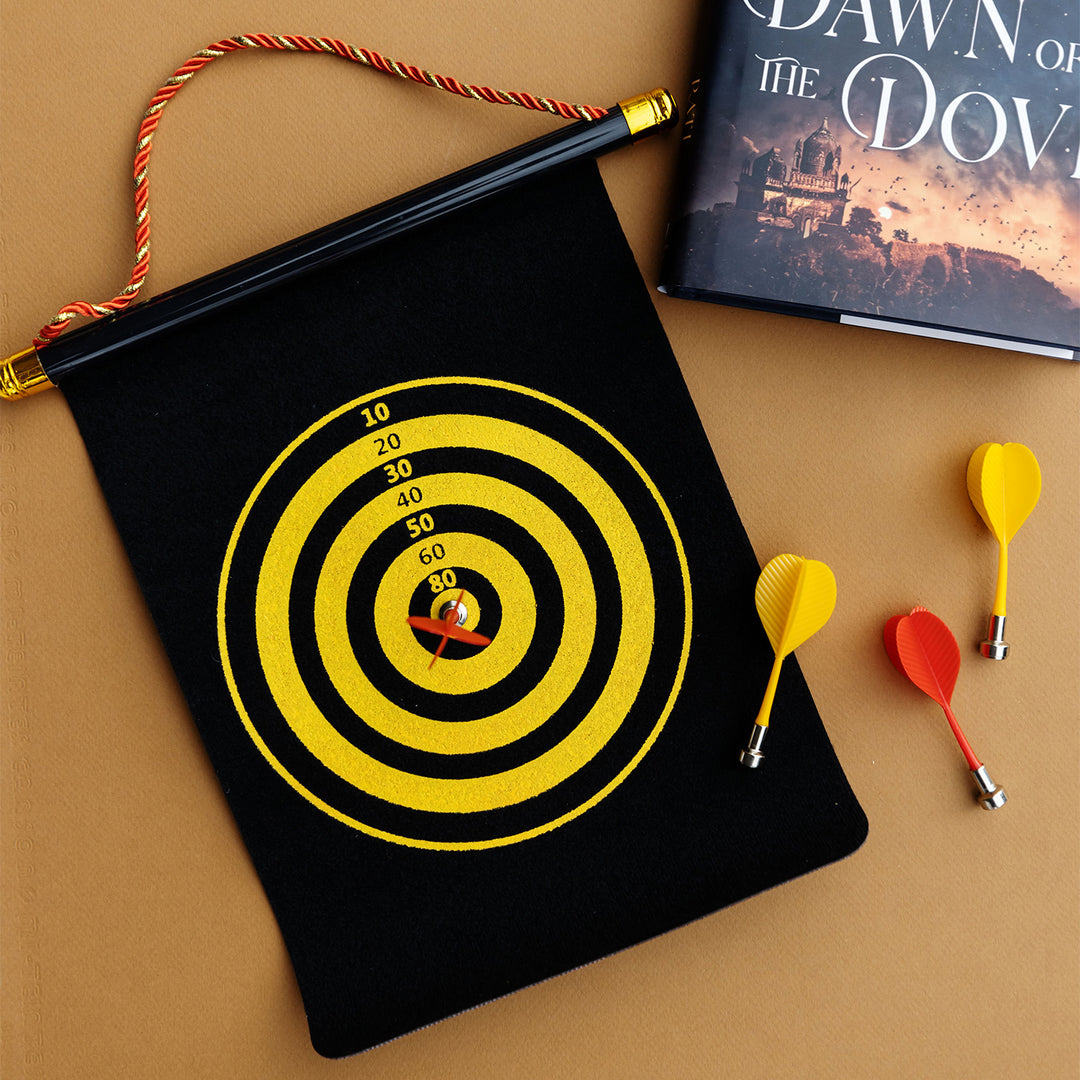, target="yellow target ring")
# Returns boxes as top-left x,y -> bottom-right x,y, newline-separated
258,447 -> 630,778
371,535 -> 534,700
218,378 -> 693,849
382,539 -> 531,697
